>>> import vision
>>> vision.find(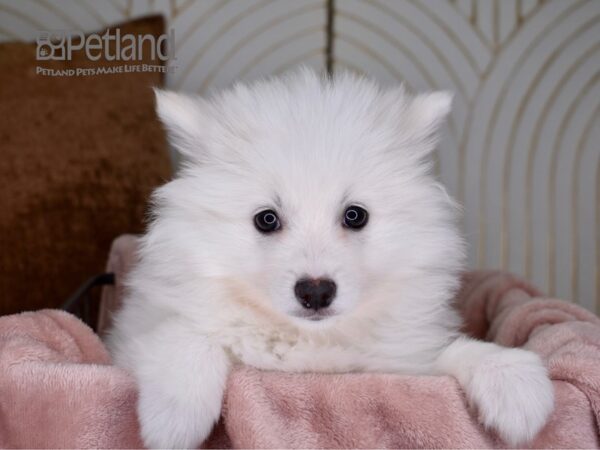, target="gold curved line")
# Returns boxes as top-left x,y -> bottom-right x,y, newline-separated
493,1 -> 589,270
476,0 -> 586,269
524,33 -> 599,284
334,23 -> 459,142
271,47 -> 327,77
508,1 -> 545,43
335,33 -> 444,174
547,71 -> 599,298
336,14 -> 437,85
199,2 -> 324,92
172,0 -> 196,18
0,4 -> 47,31
412,0 -> 491,57
457,0 -> 547,208
38,0 -> 80,29
78,1 -> 108,27
505,17 -> 598,274
236,26 -> 325,81
572,102 -> 600,306
402,0 -> 485,74
176,0 -> 273,88
361,1 -> 471,103
175,0 -> 231,53
418,0 -> 494,52
449,0 -> 472,24
517,0 -> 537,23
